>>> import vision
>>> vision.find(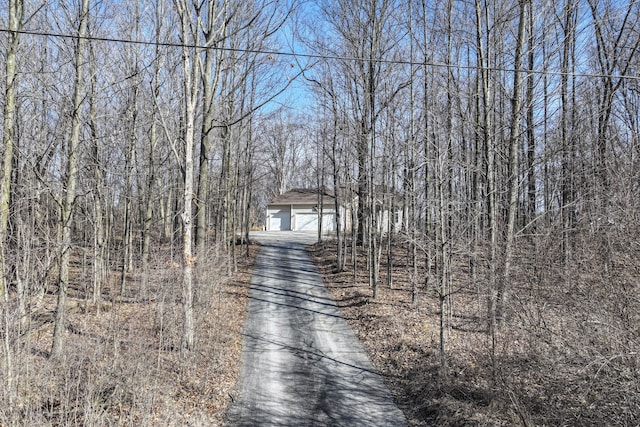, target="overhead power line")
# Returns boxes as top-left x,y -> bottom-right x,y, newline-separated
1,27 -> 640,82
